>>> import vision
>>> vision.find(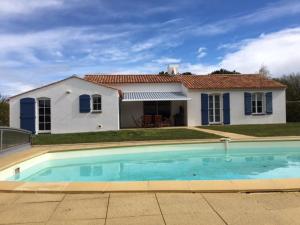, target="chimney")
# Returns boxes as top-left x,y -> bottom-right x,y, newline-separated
167,64 -> 179,75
